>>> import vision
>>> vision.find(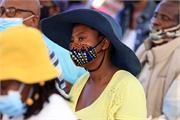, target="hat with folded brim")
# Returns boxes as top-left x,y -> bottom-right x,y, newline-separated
41,9 -> 141,76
